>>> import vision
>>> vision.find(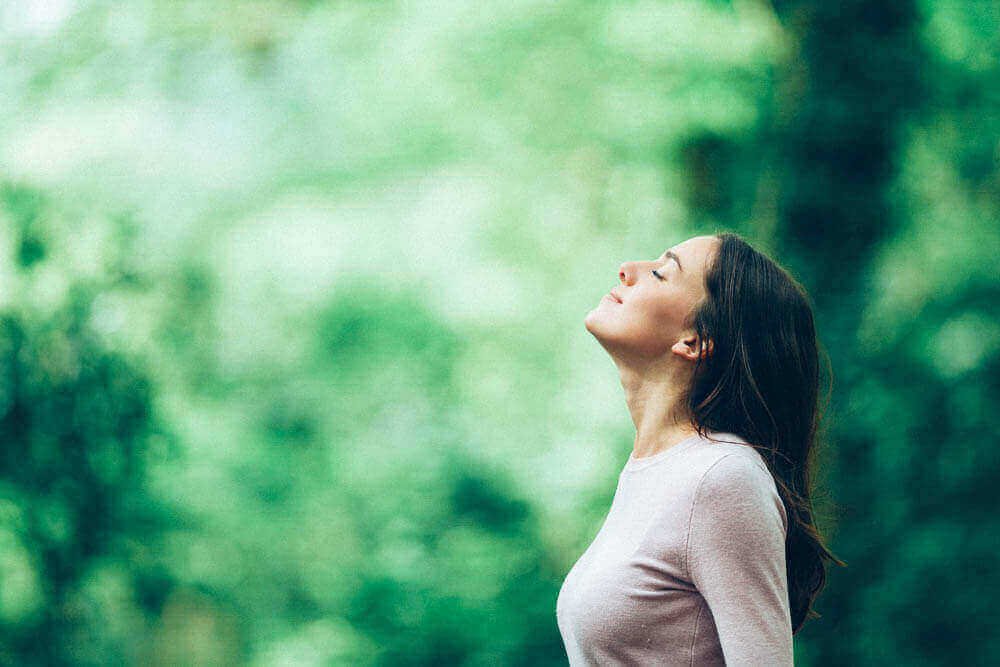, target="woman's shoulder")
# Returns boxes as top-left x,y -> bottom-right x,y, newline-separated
685,431 -> 771,476
685,431 -> 787,531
